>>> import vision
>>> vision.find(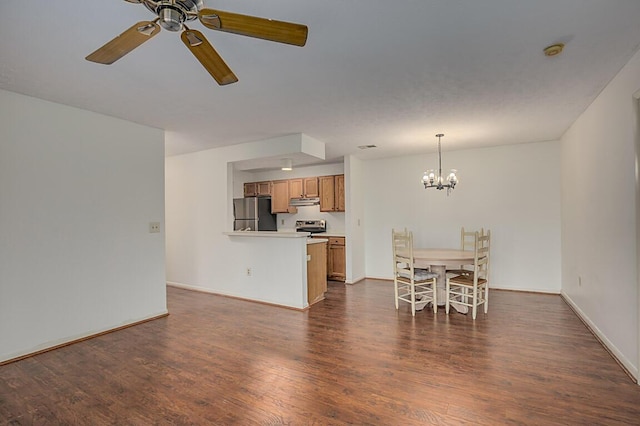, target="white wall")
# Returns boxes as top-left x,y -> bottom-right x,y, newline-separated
561,49 -> 640,379
363,140 -> 561,293
165,134 -> 324,307
345,155 -> 366,283
0,90 -> 166,362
